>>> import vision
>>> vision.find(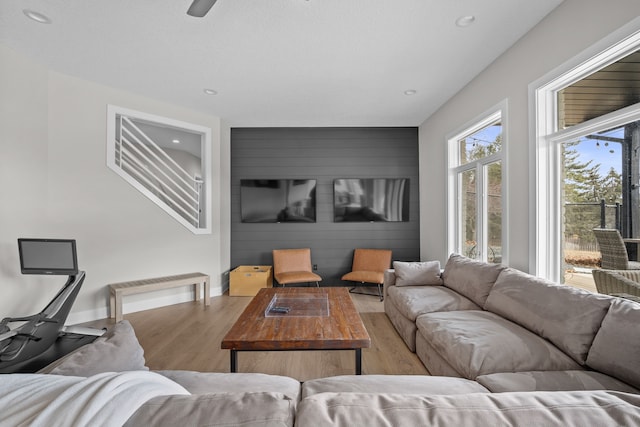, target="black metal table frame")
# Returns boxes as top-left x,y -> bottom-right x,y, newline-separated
229,348 -> 363,375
